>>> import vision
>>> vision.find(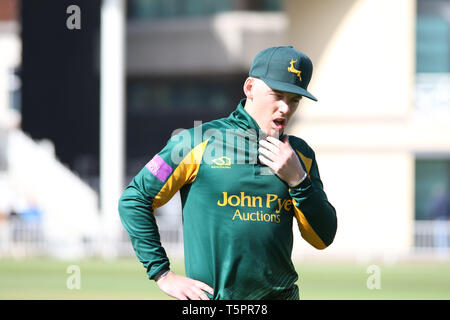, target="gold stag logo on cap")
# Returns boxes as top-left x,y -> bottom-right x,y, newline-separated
287,59 -> 302,81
